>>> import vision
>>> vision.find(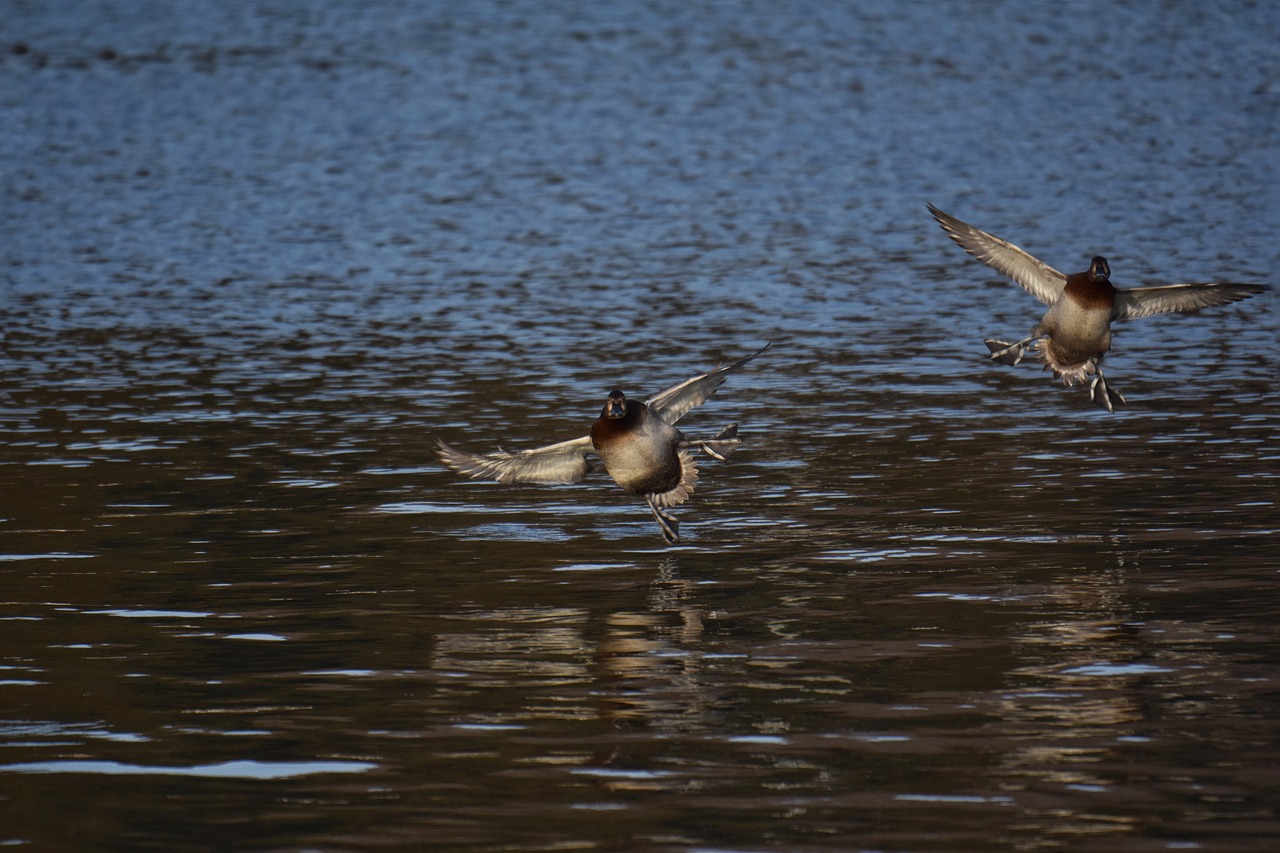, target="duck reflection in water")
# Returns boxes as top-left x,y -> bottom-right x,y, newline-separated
929,204 -> 1268,412
437,344 -> 768,544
